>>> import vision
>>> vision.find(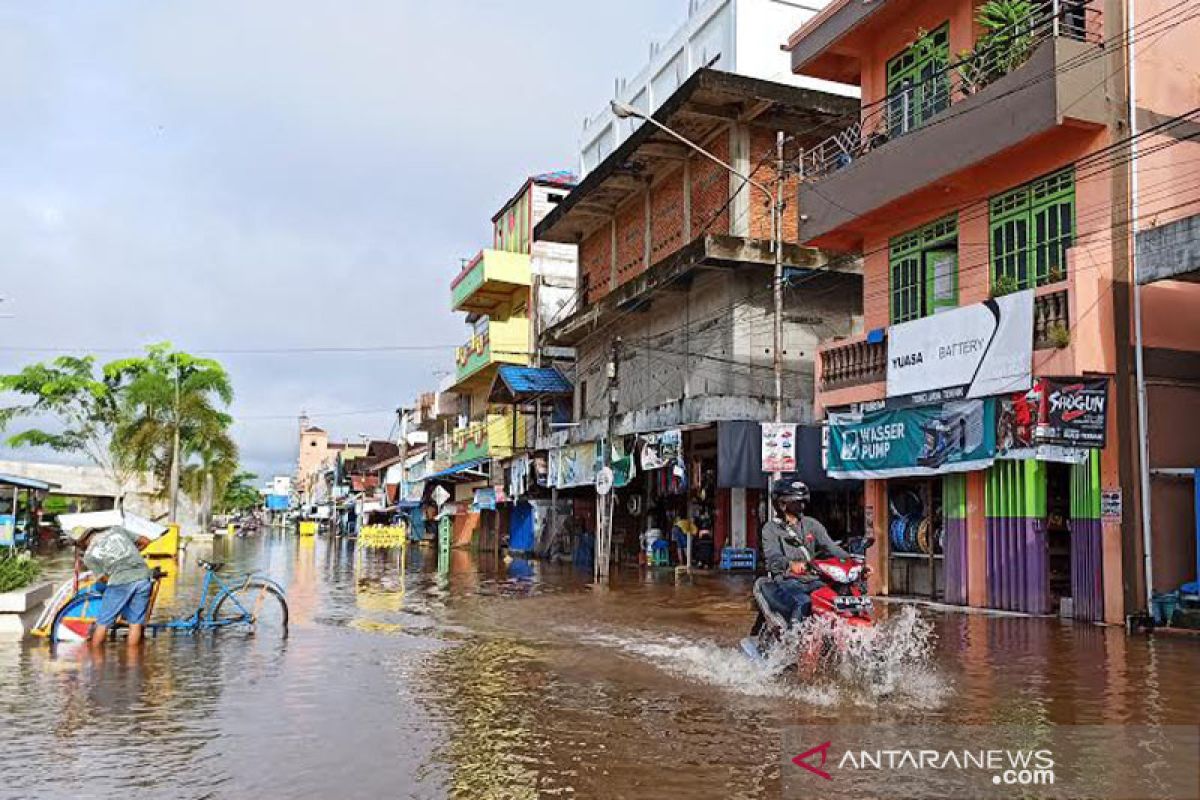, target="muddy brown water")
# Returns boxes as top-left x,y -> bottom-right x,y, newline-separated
1,533 -> 1197,799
